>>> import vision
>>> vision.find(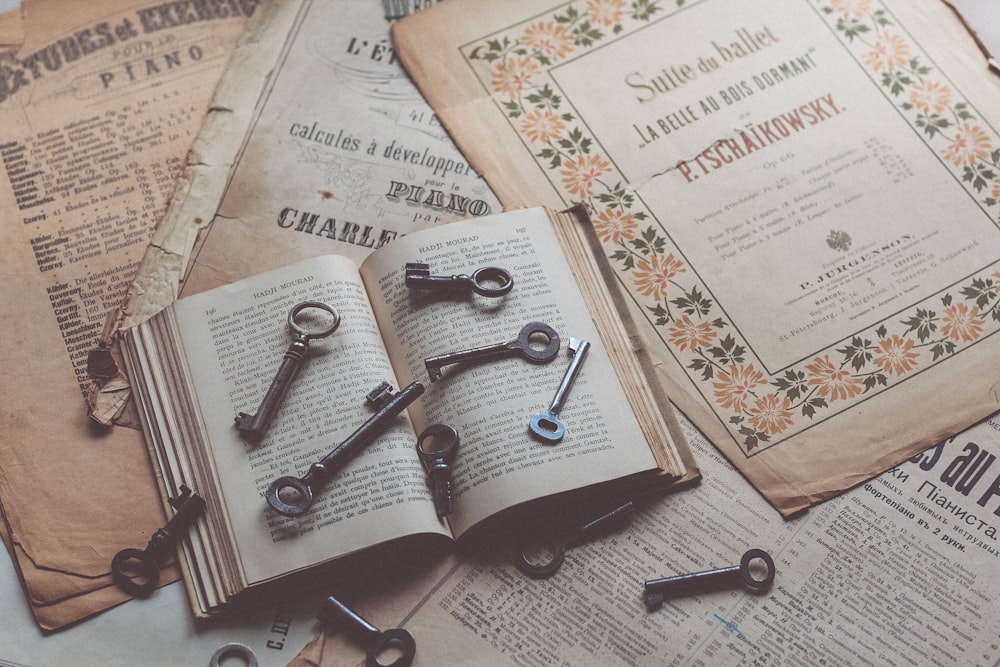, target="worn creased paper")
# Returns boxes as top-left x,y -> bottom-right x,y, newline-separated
0,0 -> 253,630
